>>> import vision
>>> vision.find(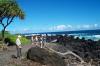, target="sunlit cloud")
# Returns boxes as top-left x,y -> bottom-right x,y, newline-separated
49,24 -> 73,31
76,24 -> 99,30
82,25 -> 90,29
76,24 -> 91,29
94,24 -> 98,27
49,24 -> 99,31
23,28 -> 29,32
55,25 -> 67,30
